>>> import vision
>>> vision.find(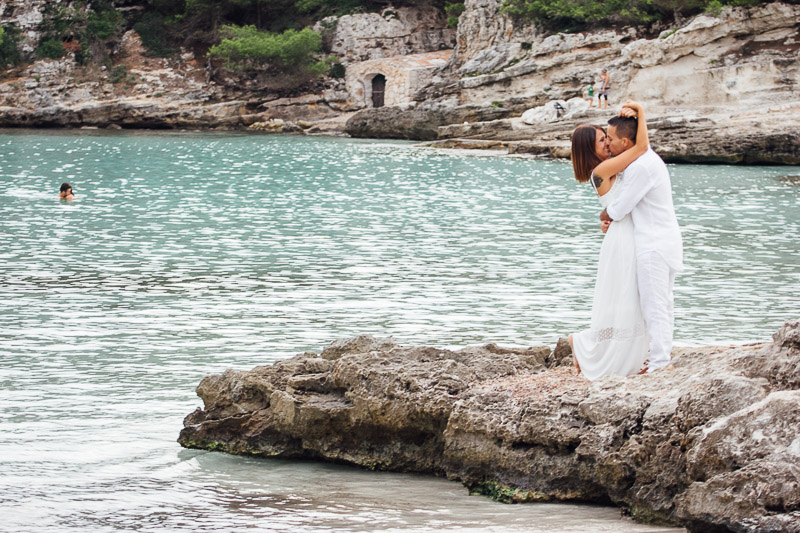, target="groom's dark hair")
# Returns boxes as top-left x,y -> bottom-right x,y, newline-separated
607,116 -> 638,143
